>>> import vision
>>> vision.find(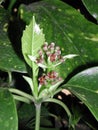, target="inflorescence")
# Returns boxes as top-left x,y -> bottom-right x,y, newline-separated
36,42 -> 64,86
36,42 -> 64,66
28,42 -> 77,88
38,71 -> 62,86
